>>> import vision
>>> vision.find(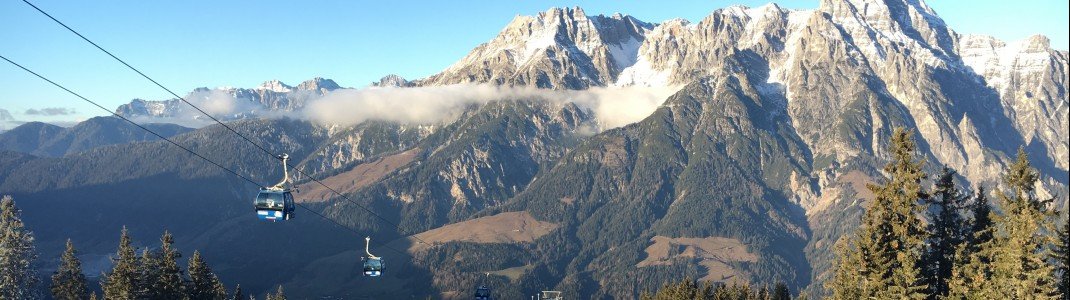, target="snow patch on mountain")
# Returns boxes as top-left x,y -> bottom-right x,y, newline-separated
614,57 -> 672,87
960,34 -> 1057,95
257,80 -> 293,93
607,36 -> 642,70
